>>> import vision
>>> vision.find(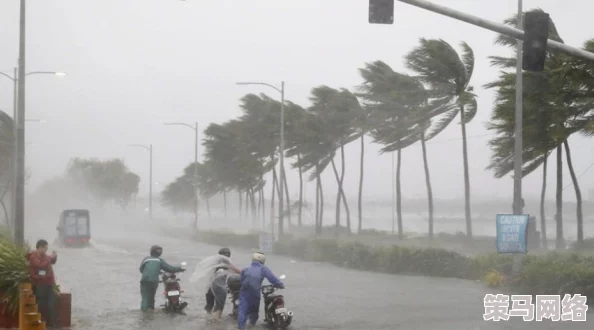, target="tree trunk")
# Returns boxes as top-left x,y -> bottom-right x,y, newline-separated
460,105 -> 472,238
316,163 -> 324,235
396,147 -> 403,239
540,152 -> 548,249
257,188 -> 261,227
315,165 -> 320,235
206,198 -> 211,217
250,189 -> 257,228
564,140 -> 583,248
238,190 -> 243,222
270,171 -> 277,235
555,145 -> 565,249
260,188 -> 265,228
339,144 -> 350,233
297,154 -> 303,227
0,199 -> 9,230
420,132 -> 434,240
245,189 -> 250,222
331,159 -> 341,235
223,190 -> 227,218
282,169 -> 292,228
320,173 -> 325,234
358,135 -> 364,233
